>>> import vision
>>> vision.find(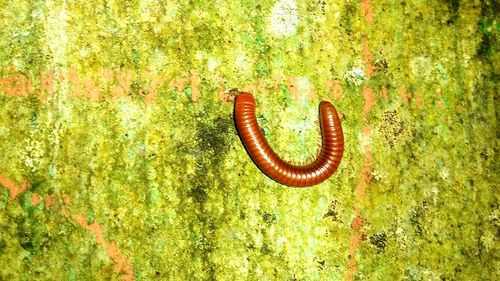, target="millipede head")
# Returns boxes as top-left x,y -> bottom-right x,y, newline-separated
235,92 -> 255,105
